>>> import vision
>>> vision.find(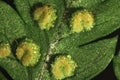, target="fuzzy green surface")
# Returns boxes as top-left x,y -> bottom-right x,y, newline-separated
65,0 -> 105,9
0,1 -> 26,43
57,0 -> 120,50
113,53 -> 120,80
0,71 -> 7,80
0,0 -> 120,80
14,0 -> 34,27
53,37 -> 117,80
0,58 -> 28,80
